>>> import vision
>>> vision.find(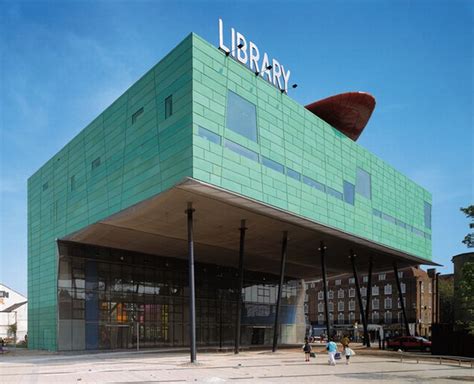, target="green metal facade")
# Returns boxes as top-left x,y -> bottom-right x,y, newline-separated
27,33 -> 431,350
